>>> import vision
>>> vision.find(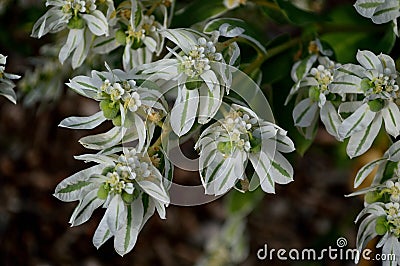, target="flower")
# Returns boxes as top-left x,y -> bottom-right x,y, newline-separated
92,0 -> 170,71
330,50 -> 400,158
138,28 -> 236,136
354,202 -> 400,264
54,148 -> 170,256
287,54 -> 342,140
195,104 -> 295,196
59,64 -> 167,151
0,54 -> 20,104
31,0 -> 114,68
